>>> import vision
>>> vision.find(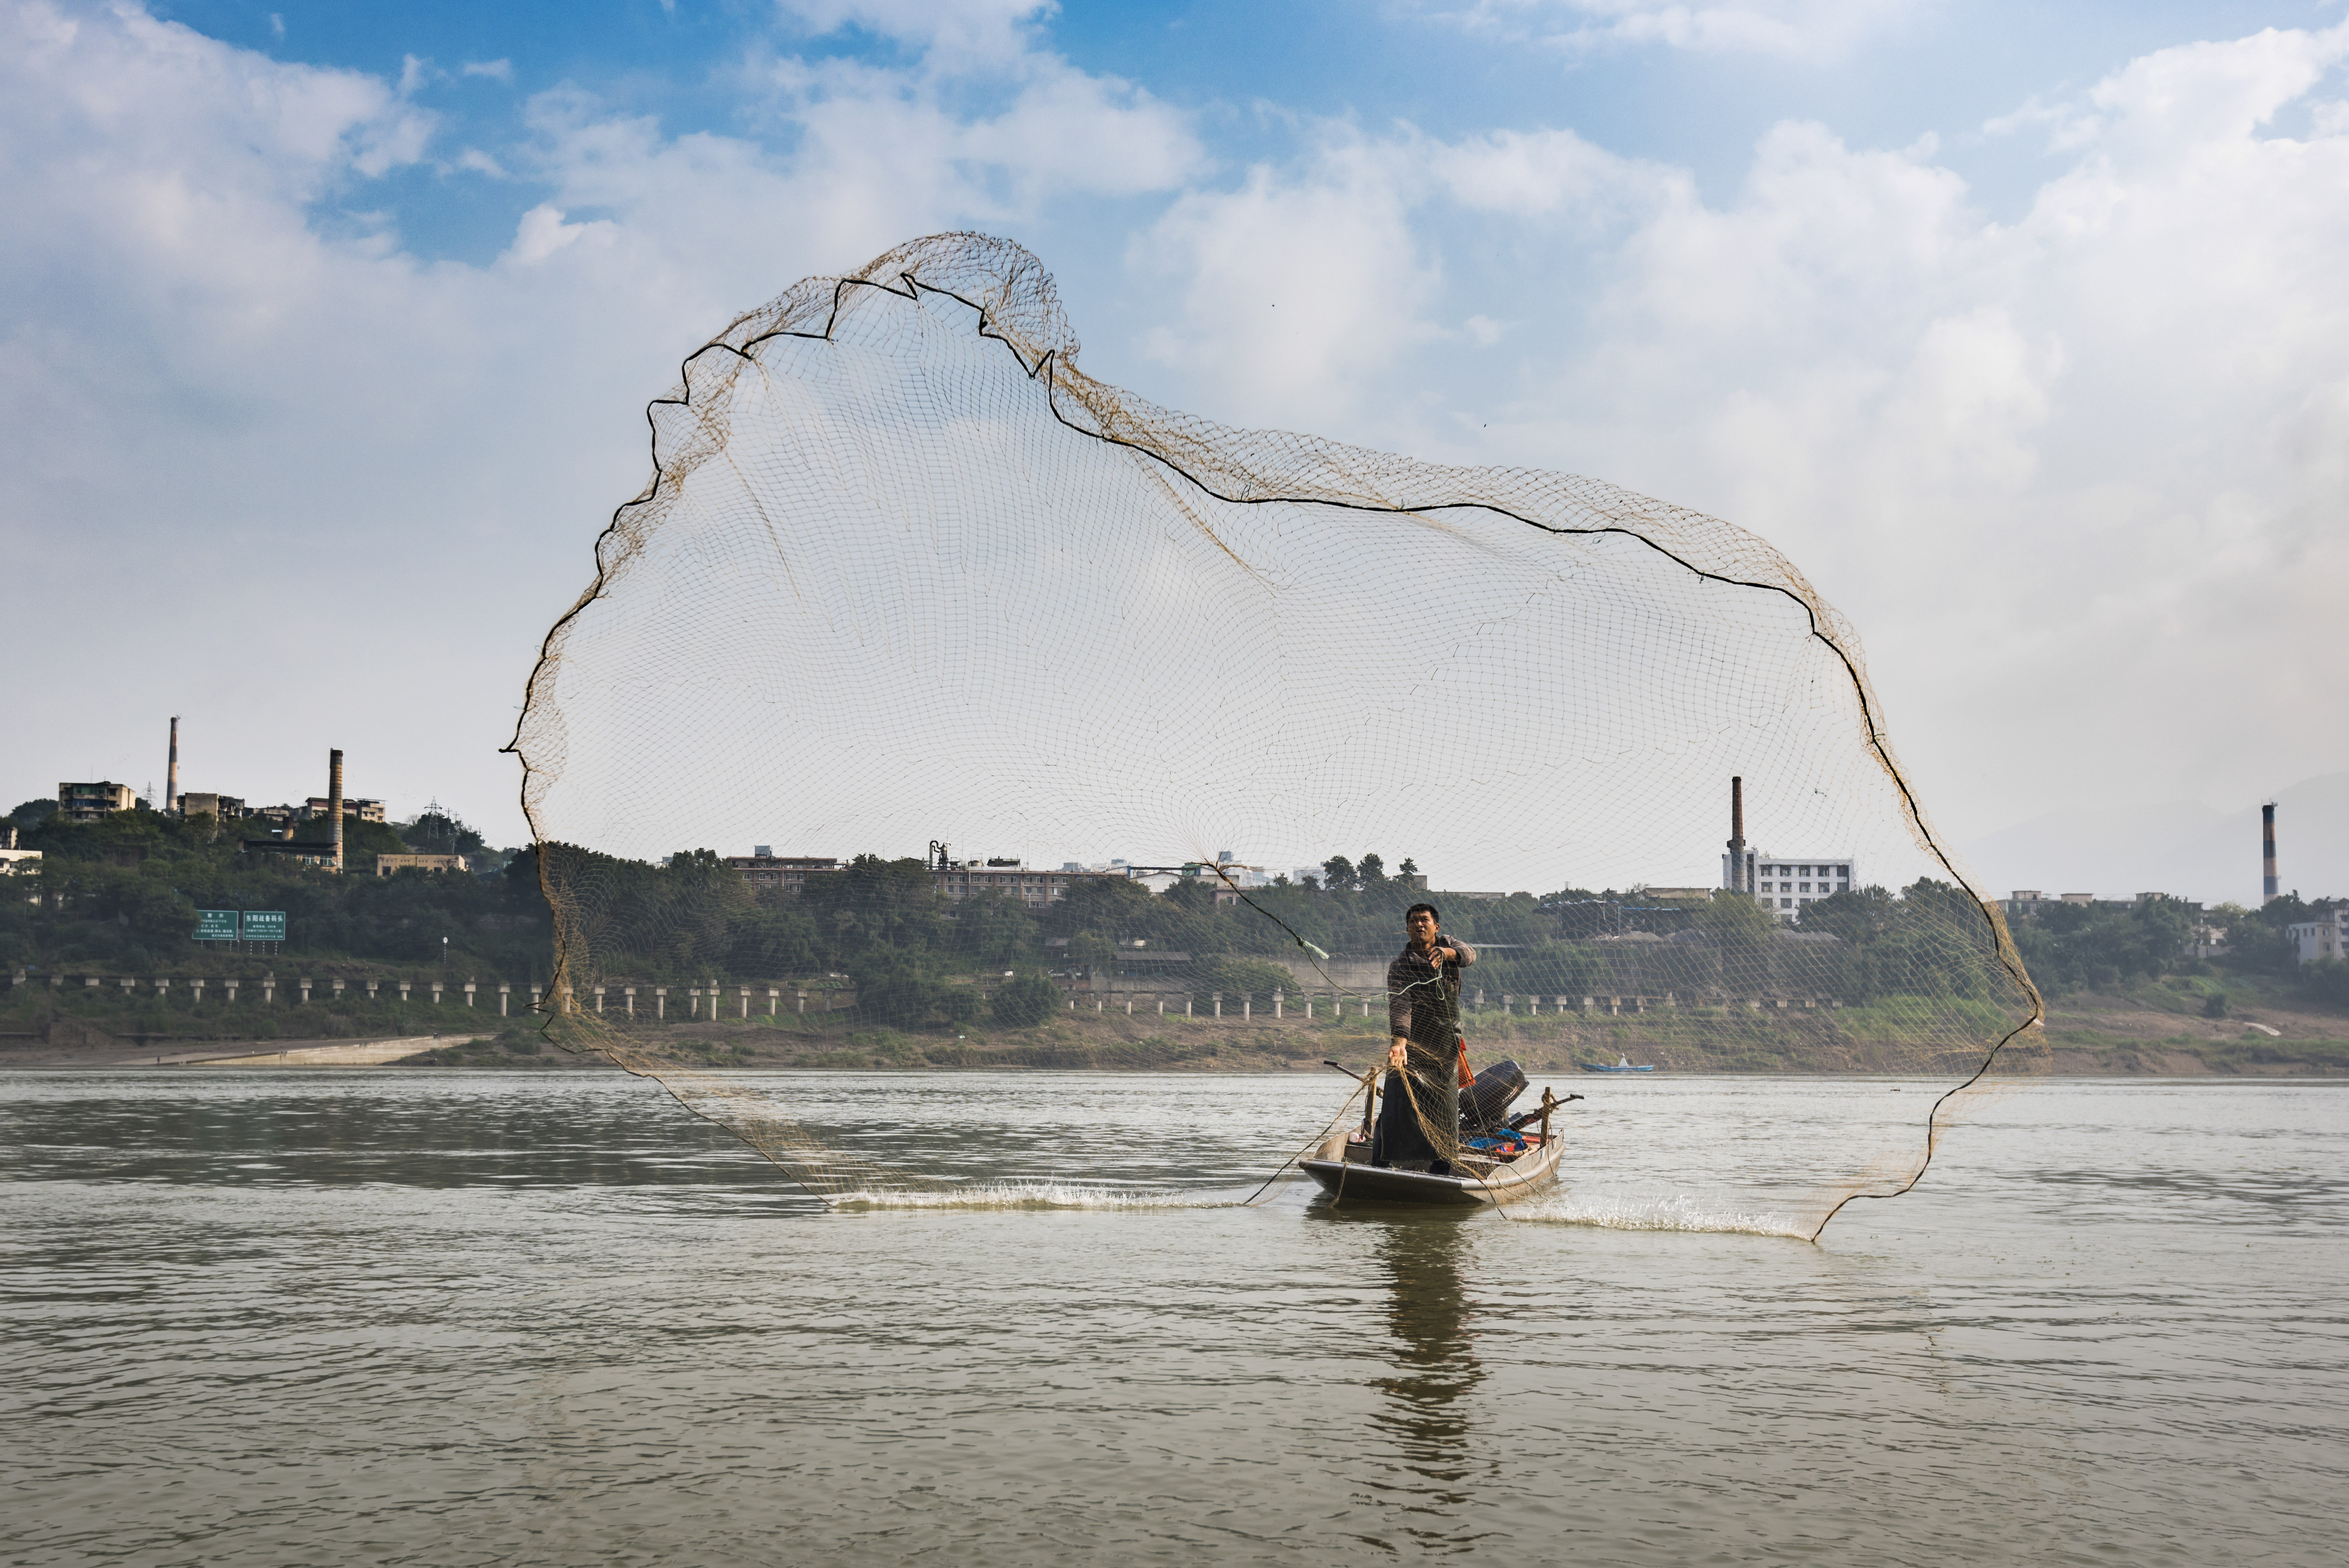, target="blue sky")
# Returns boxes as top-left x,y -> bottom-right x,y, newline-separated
6,0 -> 2347,899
